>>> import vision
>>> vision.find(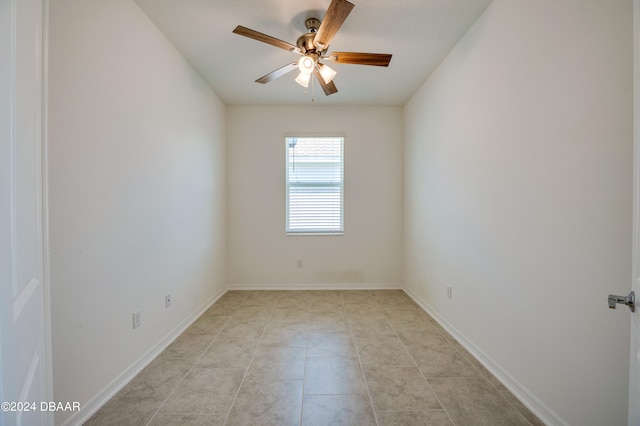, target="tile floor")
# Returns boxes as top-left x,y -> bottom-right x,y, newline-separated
85,290 -> 544,426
